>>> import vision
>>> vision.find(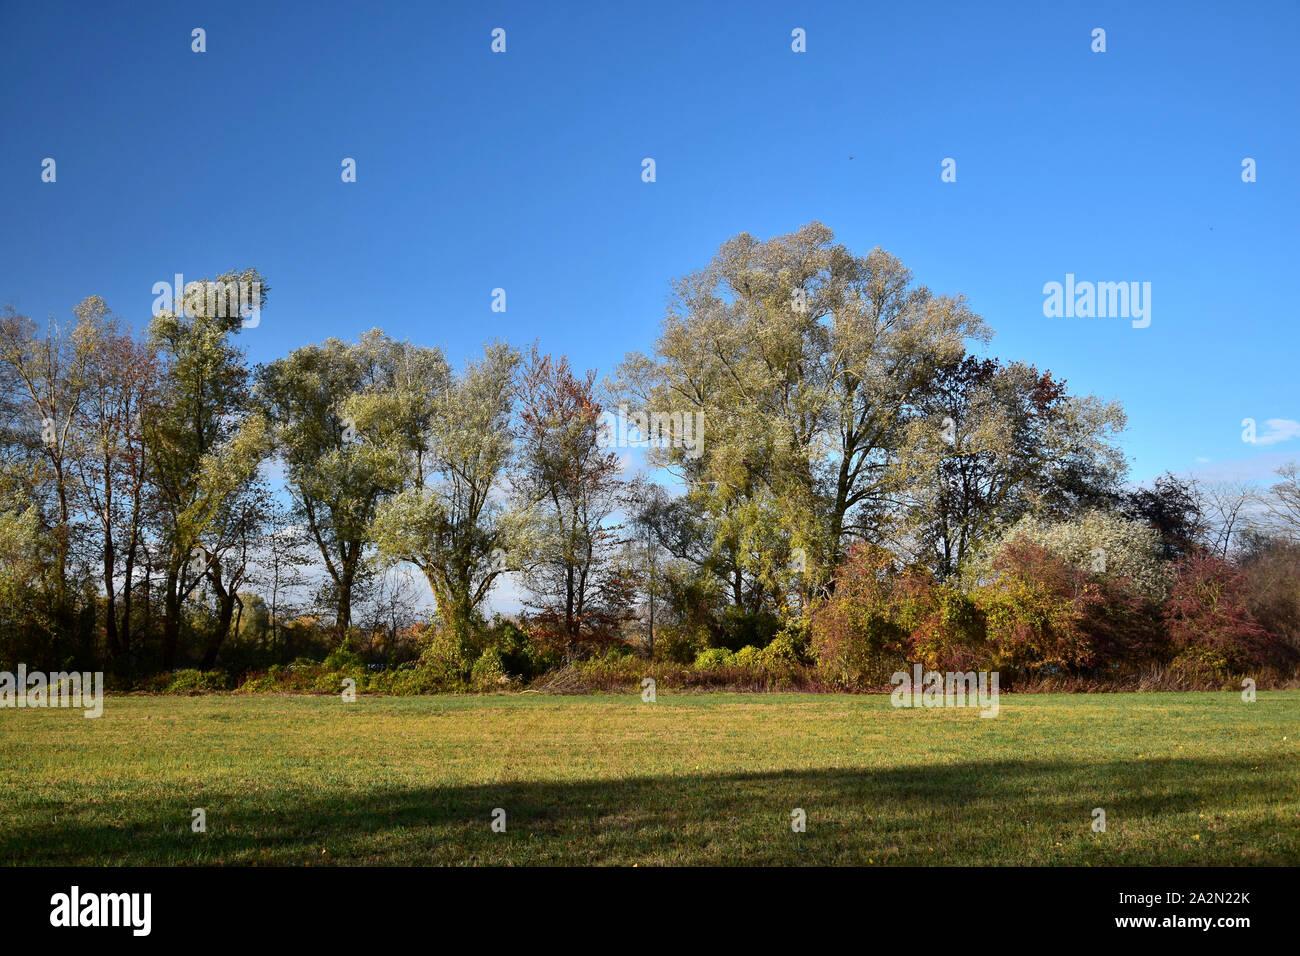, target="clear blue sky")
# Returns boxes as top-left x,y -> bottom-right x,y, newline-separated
3,0 -> 1297,487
